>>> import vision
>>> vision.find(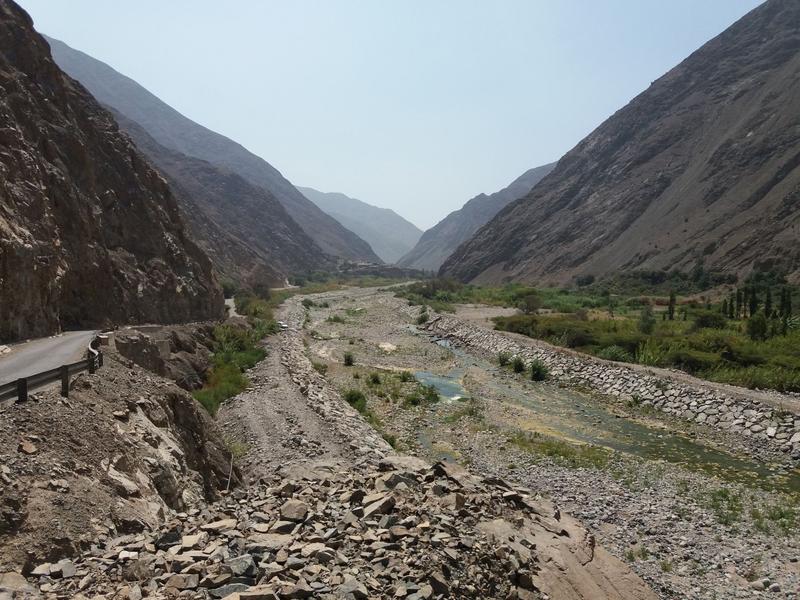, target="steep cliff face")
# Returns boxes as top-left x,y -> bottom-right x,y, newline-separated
113,112 -> 332,290
442,0 -> 800,285
0,1 -> 222,341
298,186 -> 422,263
46,36 -> 382,264
398,163 -> 555,272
